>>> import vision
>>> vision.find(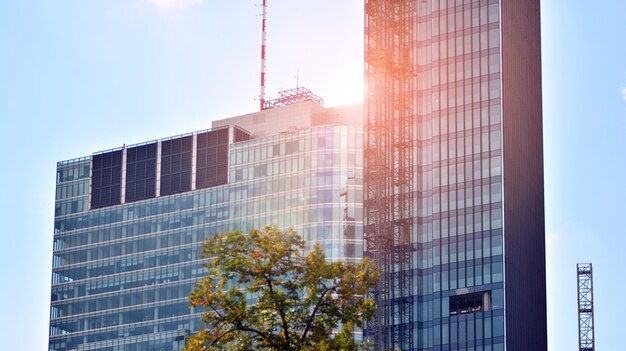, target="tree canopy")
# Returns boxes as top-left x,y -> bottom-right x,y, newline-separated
186,226 -> 378,351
